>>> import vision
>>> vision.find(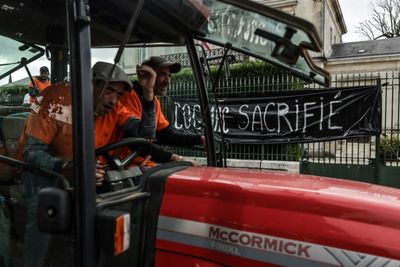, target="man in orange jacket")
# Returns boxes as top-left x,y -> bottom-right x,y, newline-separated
27,66 -> 51,103
18,61 -> 164,267
119,56 -> 205,166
